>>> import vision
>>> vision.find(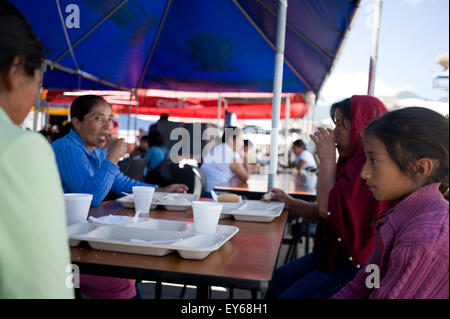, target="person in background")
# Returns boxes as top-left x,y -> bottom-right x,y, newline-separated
244,139 -> 259,173
0,0 -> 73,298
149,113 -> 169,133
265,96 -> 393,299
201,126 -> 250,197
52,94 -> 187,299
333,107 -> 448,299
128,135 -> 149,162
280,139 -> 317,174
145,127 -> 168,176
